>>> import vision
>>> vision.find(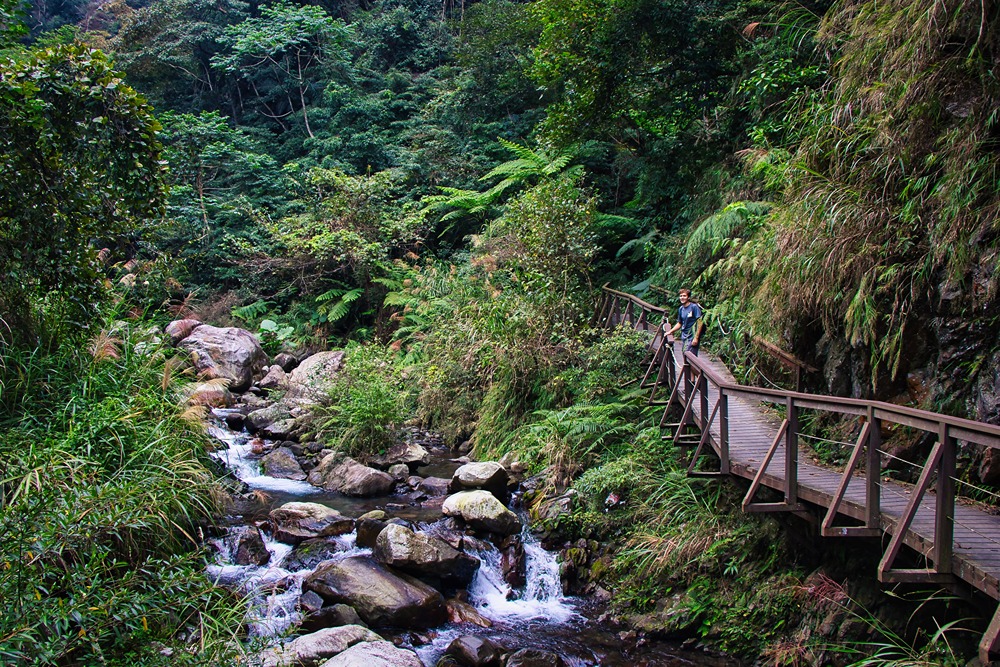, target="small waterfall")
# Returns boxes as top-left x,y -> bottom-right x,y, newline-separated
206,416 -> 318,496
467,526 -> 577,624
